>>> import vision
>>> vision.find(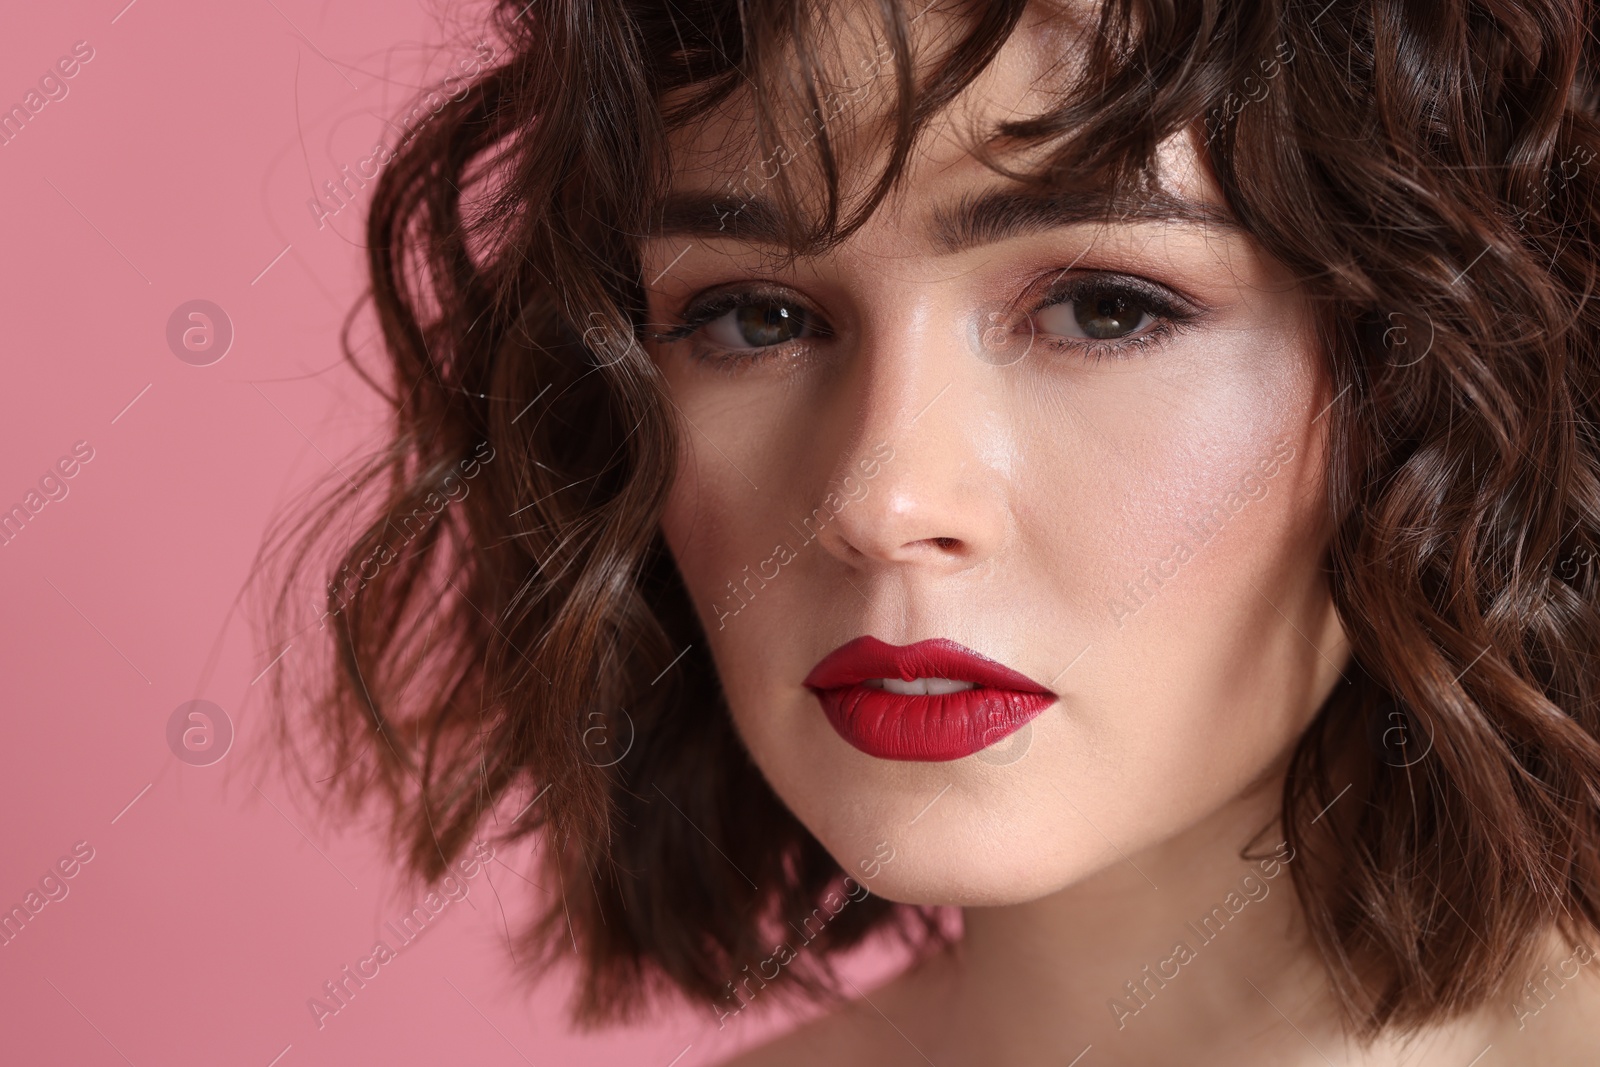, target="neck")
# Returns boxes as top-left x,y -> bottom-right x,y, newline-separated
910,774 -> 1497,1065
